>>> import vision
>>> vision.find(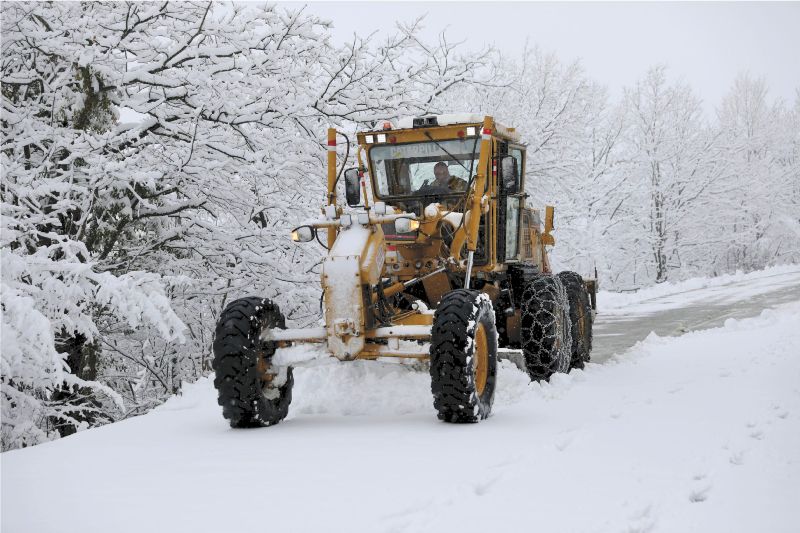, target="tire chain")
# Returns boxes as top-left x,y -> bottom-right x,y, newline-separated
519,275 -> 572,381
557,271 -> 593,369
